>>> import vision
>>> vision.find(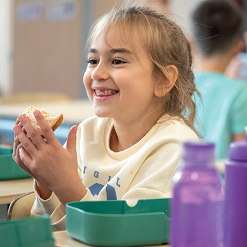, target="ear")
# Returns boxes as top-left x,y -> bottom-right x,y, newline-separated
154,65 -> 178,97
